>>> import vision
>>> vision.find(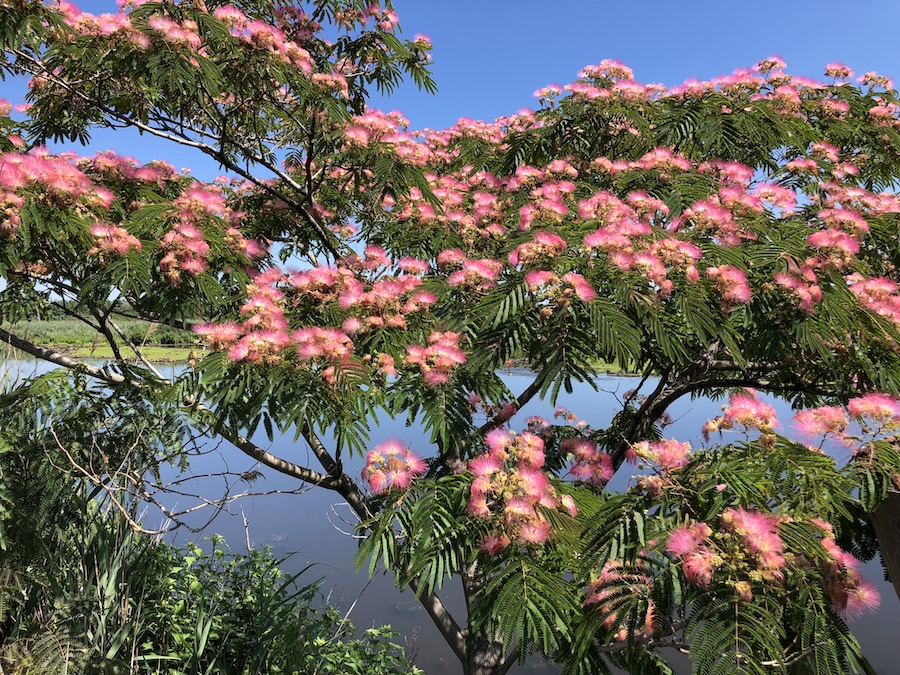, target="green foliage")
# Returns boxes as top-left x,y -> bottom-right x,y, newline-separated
3,318 -> 195,347
0,496 -> 422,675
